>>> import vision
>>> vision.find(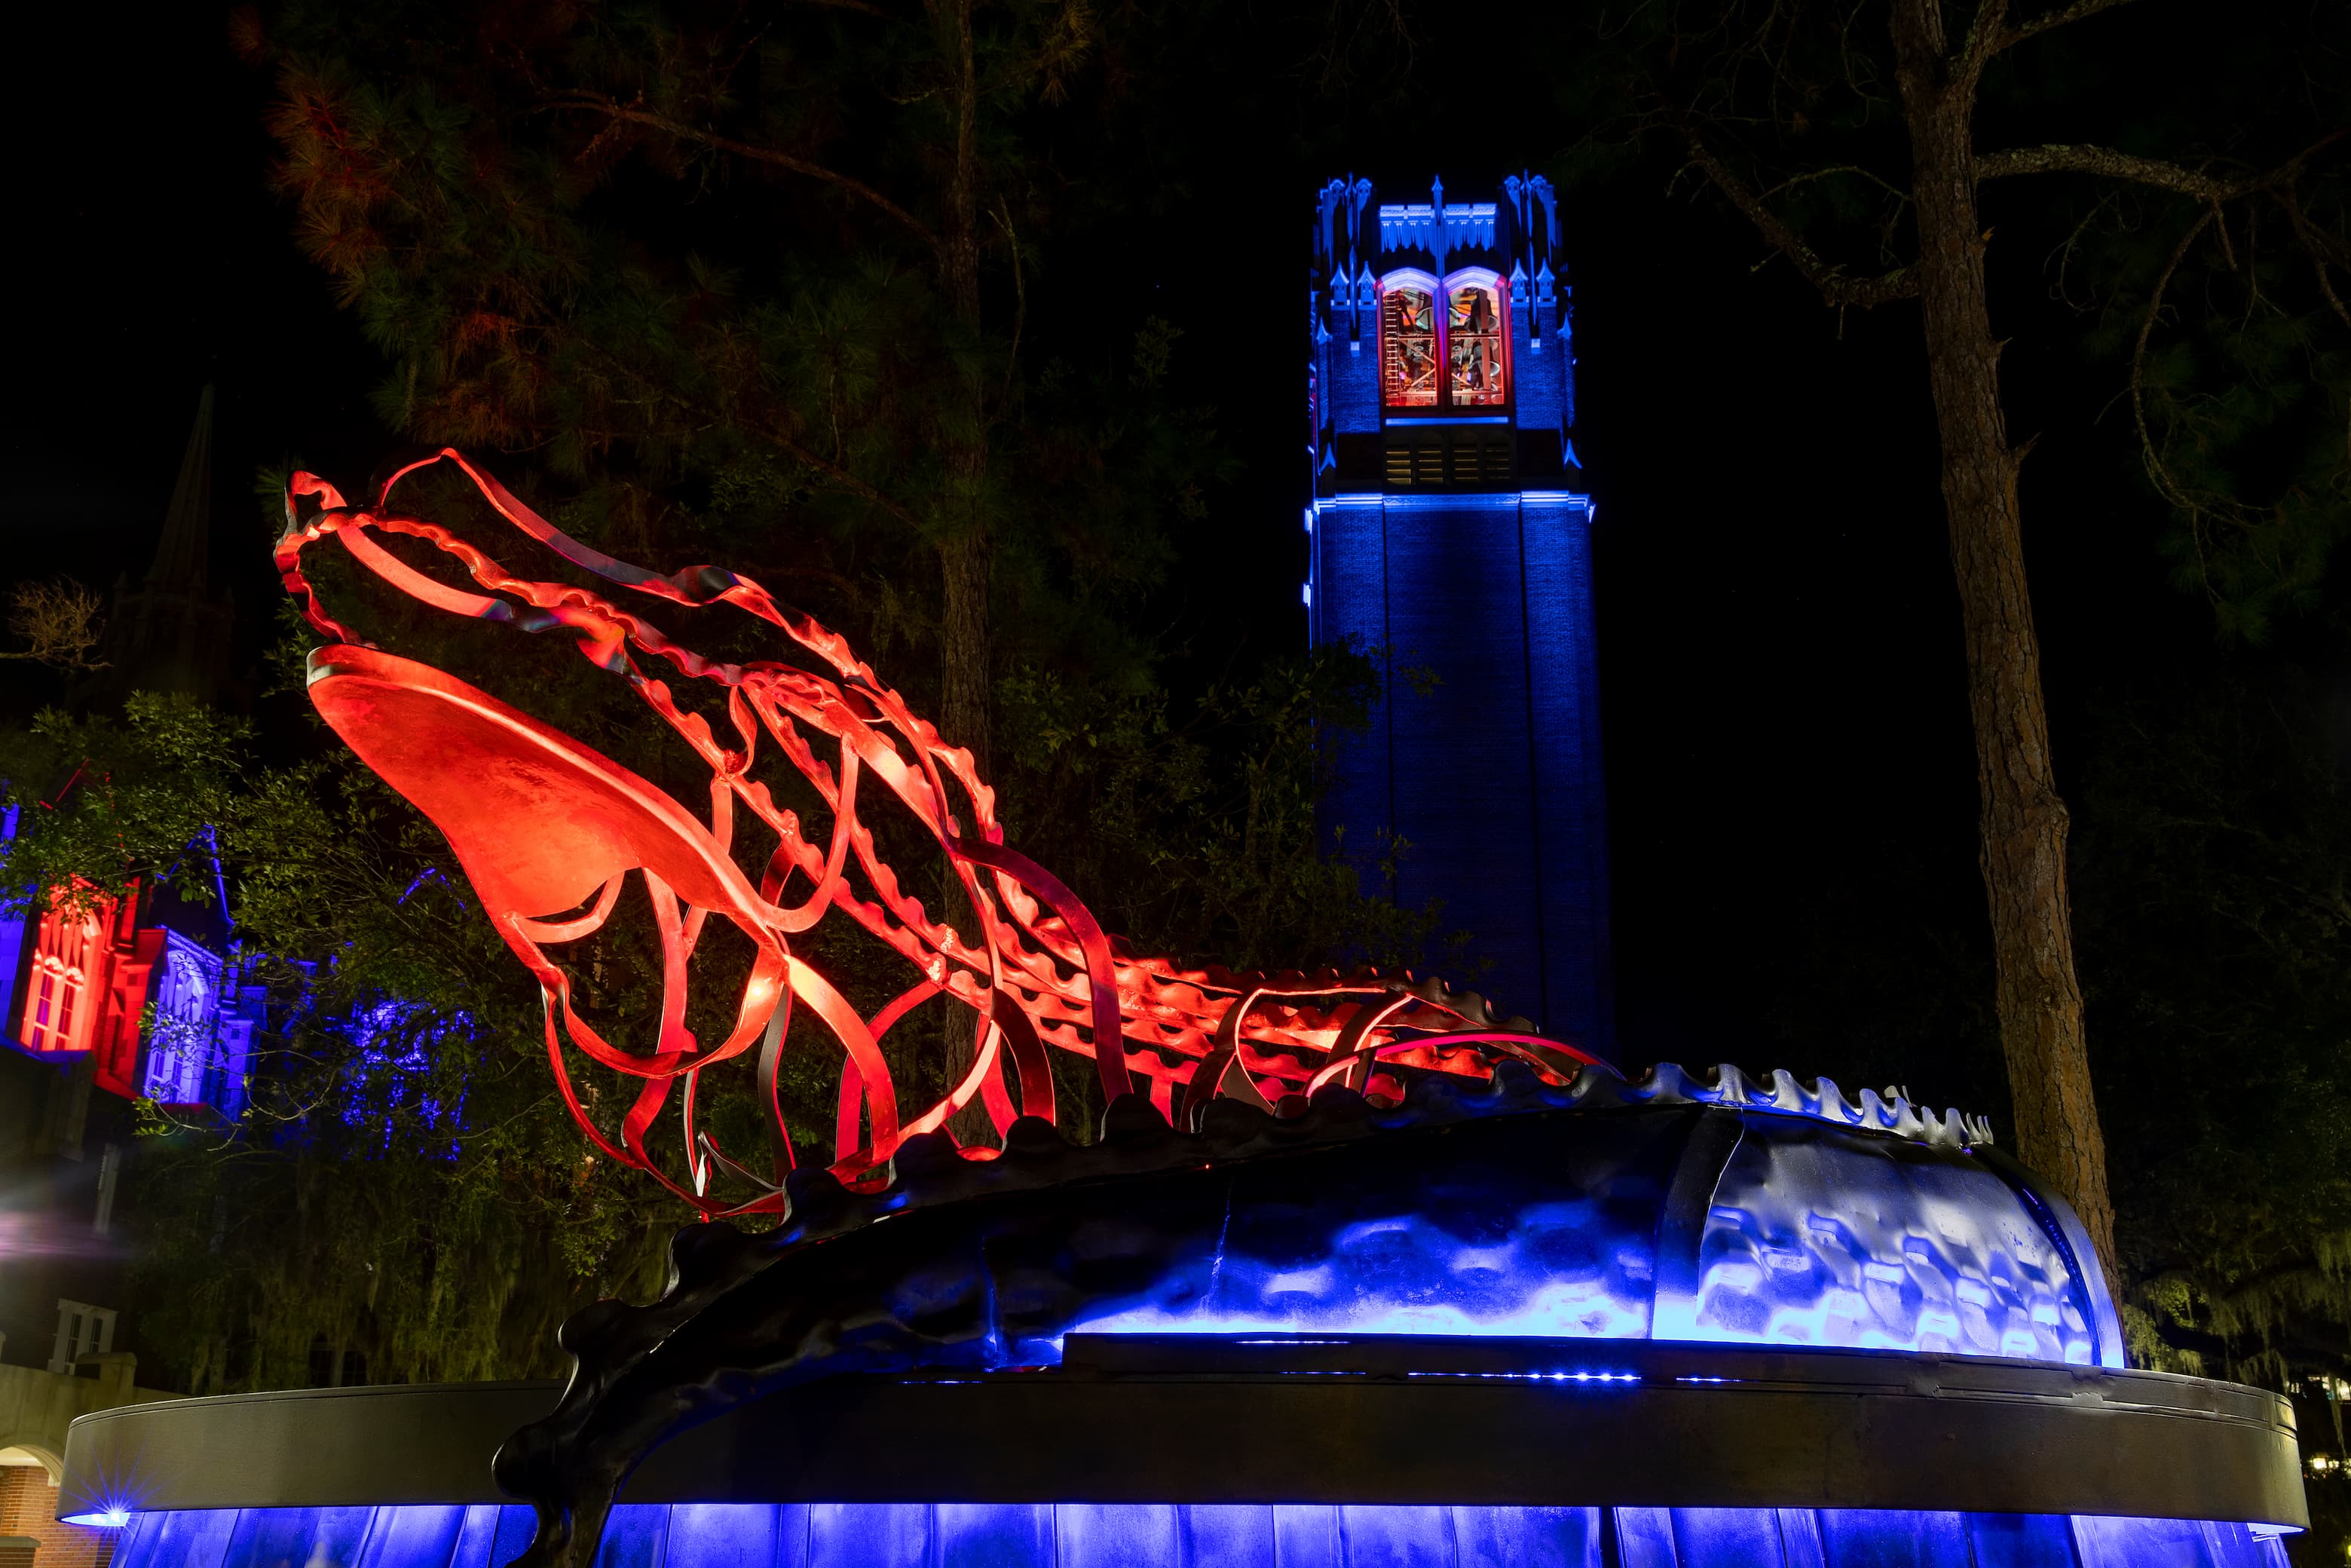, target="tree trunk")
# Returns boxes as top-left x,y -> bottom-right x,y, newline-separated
935,0 -> 990,781
935,0 -> 993,1137
937,530 -> 992,779
1890,0 -> 2119,1291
